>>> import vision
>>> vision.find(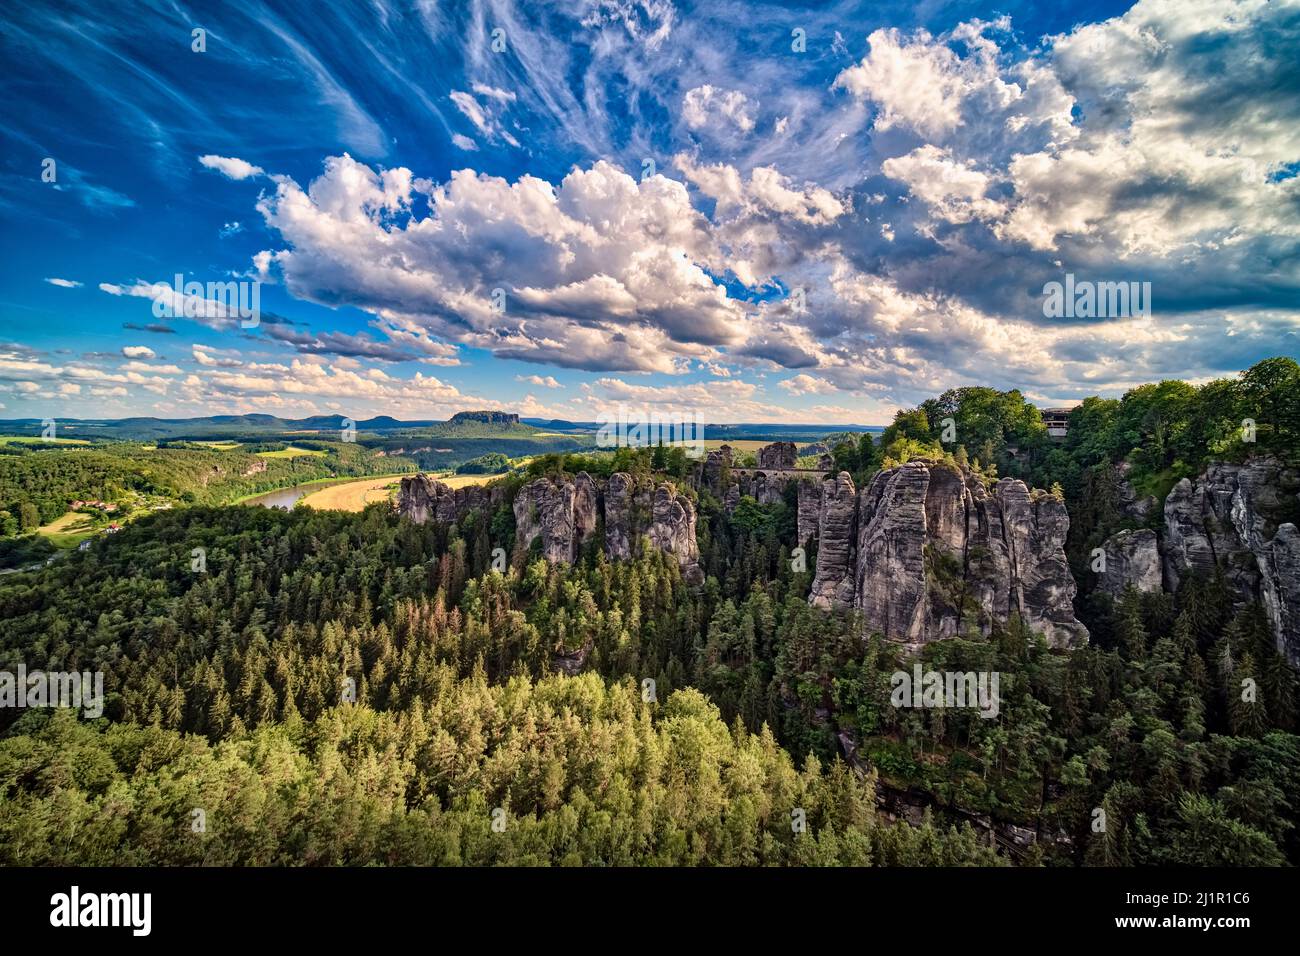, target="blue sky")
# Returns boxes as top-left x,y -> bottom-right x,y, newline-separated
1,0 -> 1296,424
